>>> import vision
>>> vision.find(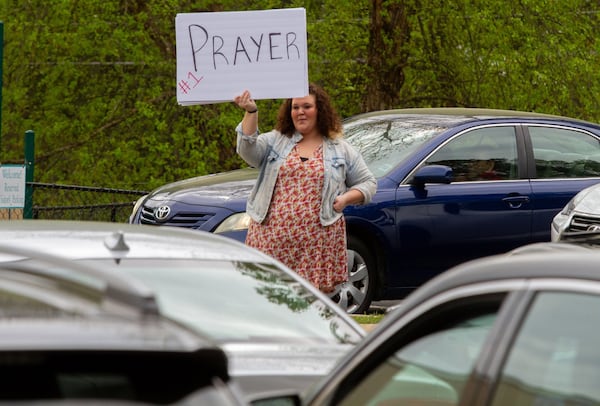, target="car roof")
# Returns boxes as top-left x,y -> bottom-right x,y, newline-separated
343,107 -> 600,134
386,246 -> 600,321
440,246 -> 600,286
0,219 -> 277,263
345,107 -> 590,121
